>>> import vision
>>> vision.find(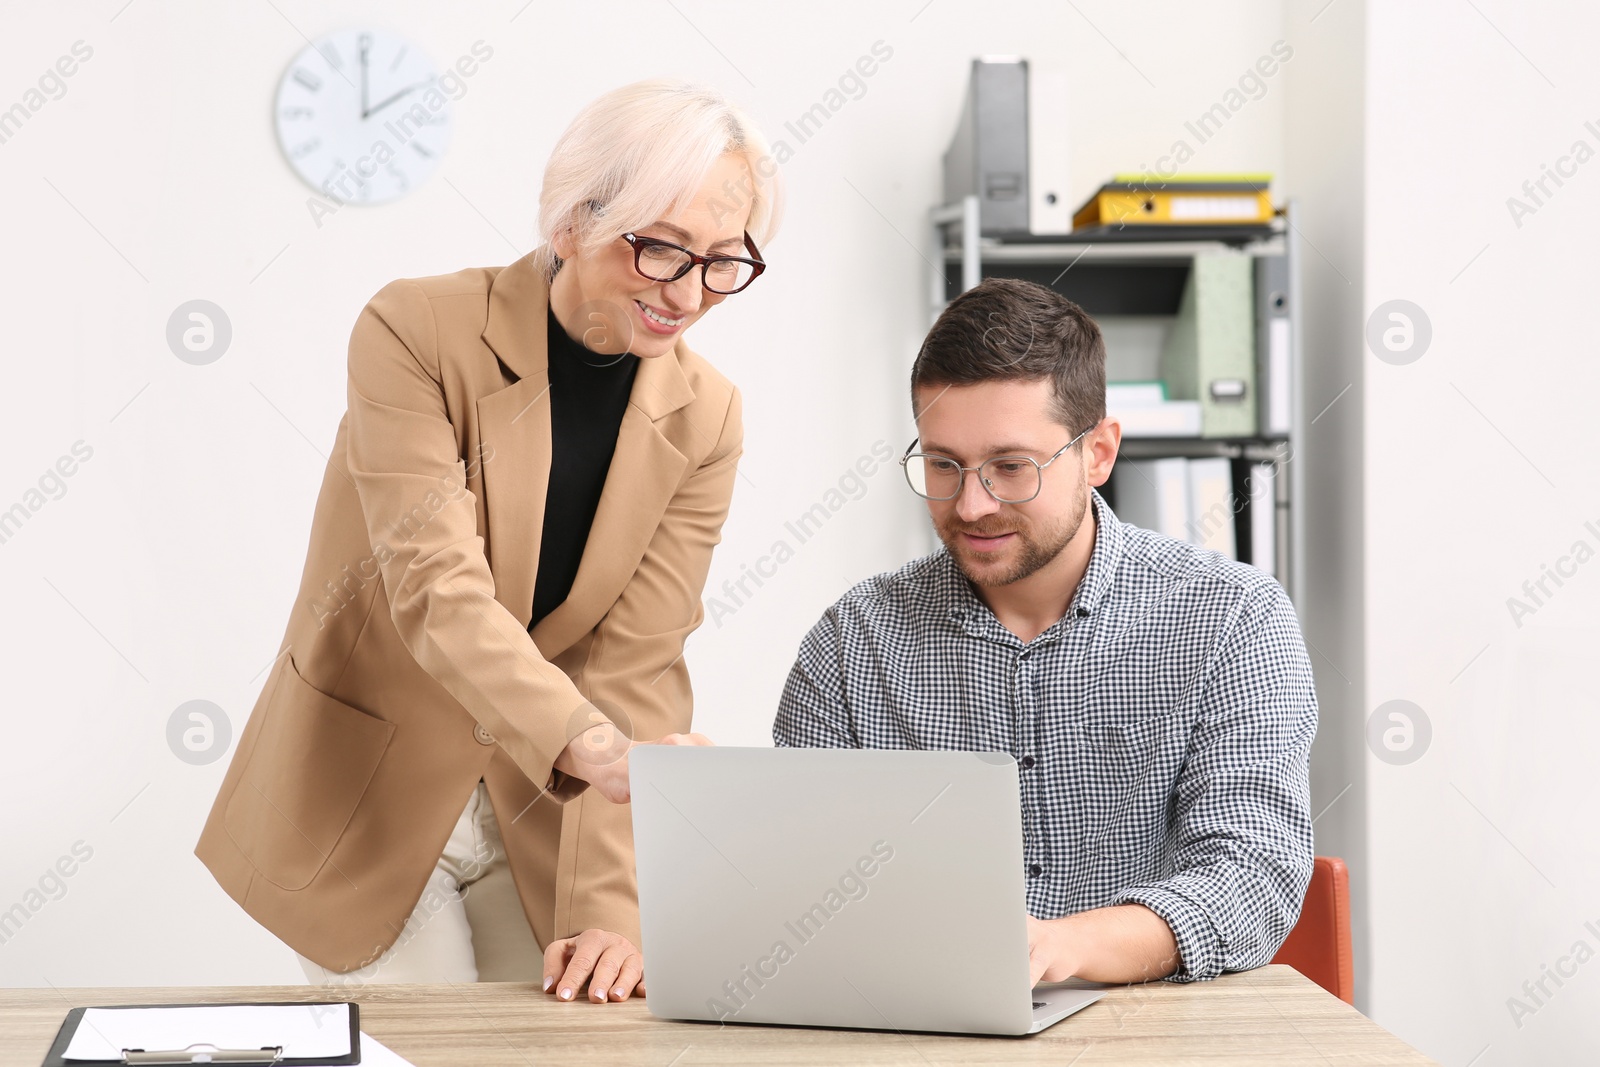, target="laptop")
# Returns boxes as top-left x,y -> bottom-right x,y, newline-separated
629,747 -> 1108,1036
